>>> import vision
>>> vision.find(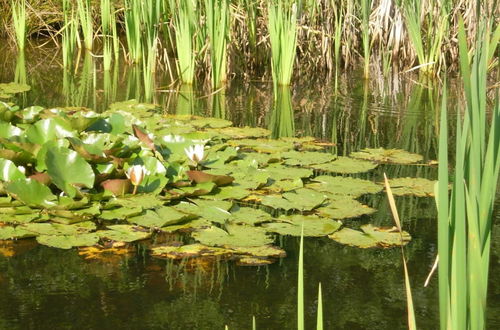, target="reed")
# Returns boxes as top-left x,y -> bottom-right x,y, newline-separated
62,0 -> 78,69
360,0 -> 371,78
168,0 -> 199,84
436,17 -> 500,330
204,0 -> 230,89
76,0 -> 93,51
124,0 -> 143,63
100,0 -> 113,71
268,0 -> 298,87
11,0 -> 26,51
